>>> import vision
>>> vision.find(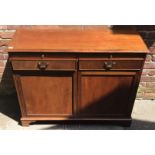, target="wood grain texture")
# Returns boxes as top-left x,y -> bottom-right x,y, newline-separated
12,60 -> 76,71
78,72 -> 137,117
8,27 -> 148,53
79,60 -> 143,71
20,75 -> 73,116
